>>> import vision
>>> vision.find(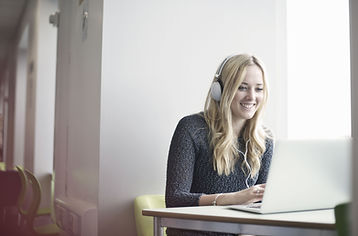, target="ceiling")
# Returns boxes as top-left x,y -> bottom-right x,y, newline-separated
0,0 -> 27,70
